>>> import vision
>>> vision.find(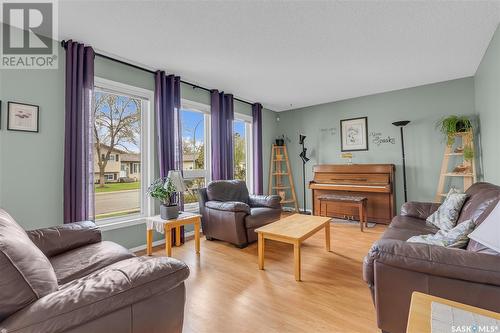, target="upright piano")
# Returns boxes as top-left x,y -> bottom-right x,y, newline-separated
309,164 -> 396,224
